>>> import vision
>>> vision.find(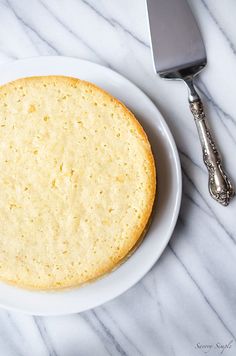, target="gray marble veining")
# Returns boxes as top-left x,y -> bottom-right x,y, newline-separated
0,0 -> 235,355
